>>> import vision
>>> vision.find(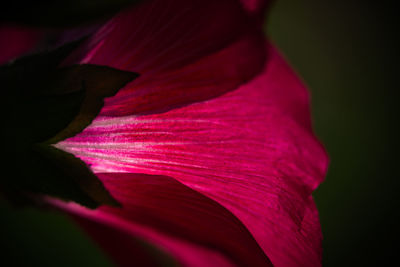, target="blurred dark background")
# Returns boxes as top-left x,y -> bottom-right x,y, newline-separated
268,0 -> 398,266
1,0 -> 397,266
